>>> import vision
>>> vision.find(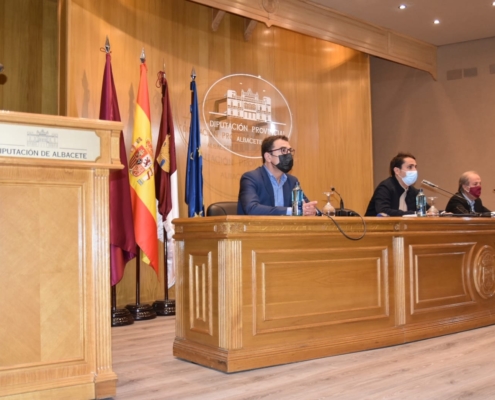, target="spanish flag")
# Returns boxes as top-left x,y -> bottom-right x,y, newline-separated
128,60 -> 159,275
